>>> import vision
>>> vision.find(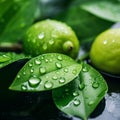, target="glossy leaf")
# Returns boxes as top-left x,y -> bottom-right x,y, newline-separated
52,62 -> 108,120
81,0 -> 120,22
0,0 -> 37,42
0,52 -> 30,69
9,53 -> 82,92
